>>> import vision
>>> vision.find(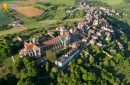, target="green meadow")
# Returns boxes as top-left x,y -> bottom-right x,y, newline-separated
99,0 -> 124,7
99,0 -> 130,23
0,10 -> 14,26
40,0 -> 77,6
